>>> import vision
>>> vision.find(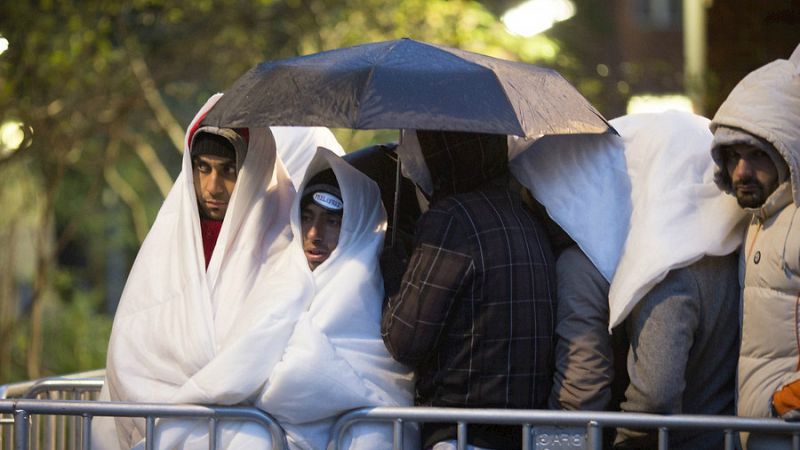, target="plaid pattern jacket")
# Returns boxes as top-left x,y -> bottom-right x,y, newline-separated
382,178 -> 556,447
